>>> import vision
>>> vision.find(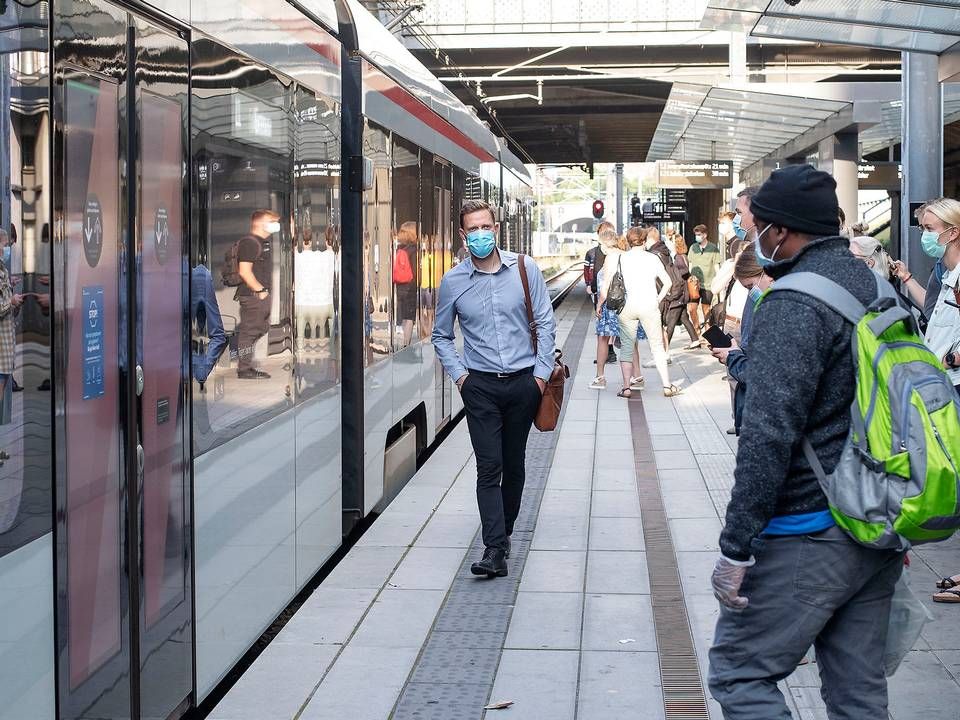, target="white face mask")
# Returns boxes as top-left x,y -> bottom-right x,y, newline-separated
265,221 -> 281,234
